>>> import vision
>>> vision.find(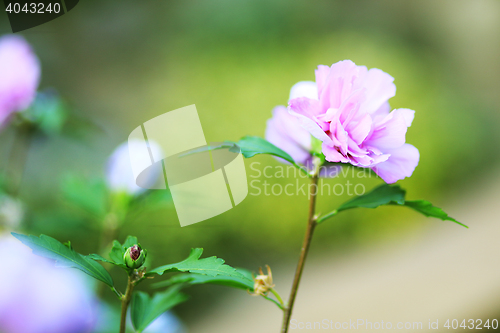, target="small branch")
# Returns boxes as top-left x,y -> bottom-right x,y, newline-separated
111,286 -> 122,300
119,274 -> 135,333
96,212 -> 119,298
293,162 -> 311,178
262,295 -> 285,311
281,164 -> 320,333
270,288 -> 285,308
6,123 -> 34,196
316,209 -> 338,224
